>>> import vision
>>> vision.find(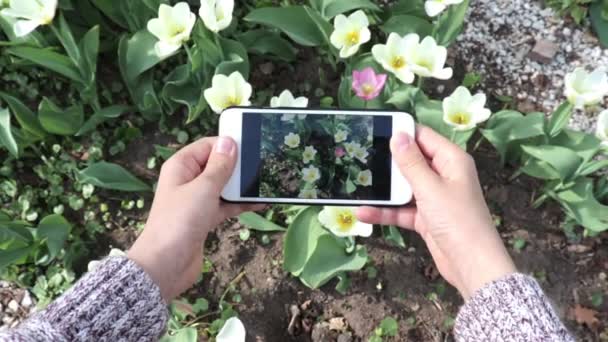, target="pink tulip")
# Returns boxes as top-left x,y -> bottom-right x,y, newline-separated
335,147 -> 346,158
352,67 -> 388,101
